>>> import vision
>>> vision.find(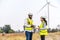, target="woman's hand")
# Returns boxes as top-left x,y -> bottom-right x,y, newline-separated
36,28 -> 40,30
36,26 -> 40,30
